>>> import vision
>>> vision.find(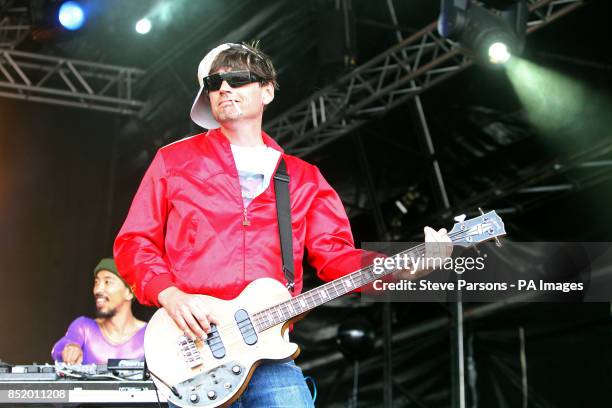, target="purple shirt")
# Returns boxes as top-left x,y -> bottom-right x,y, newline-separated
51,316 -> 146,364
